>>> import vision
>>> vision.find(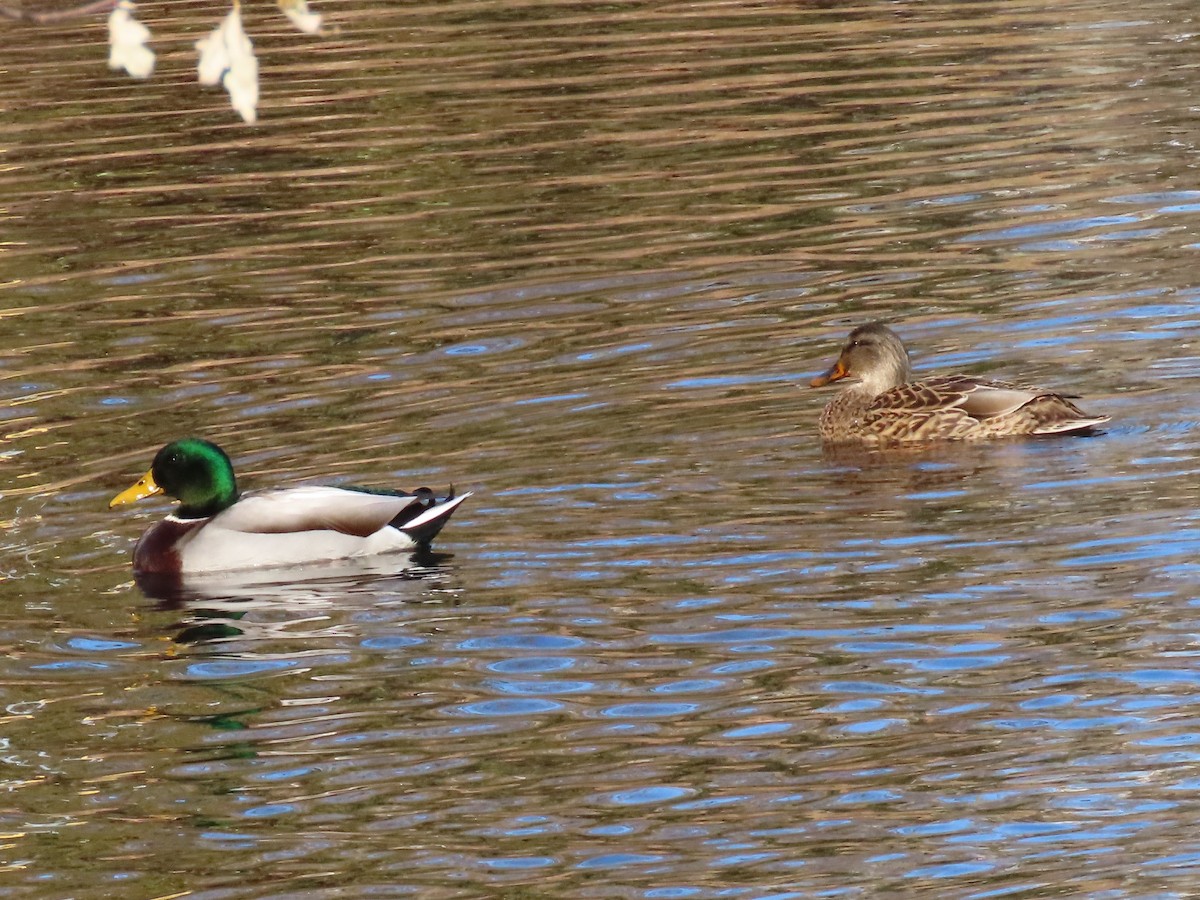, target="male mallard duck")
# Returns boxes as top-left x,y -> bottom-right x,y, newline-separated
110,438 -> 471,574
810,323 -> 1110,443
